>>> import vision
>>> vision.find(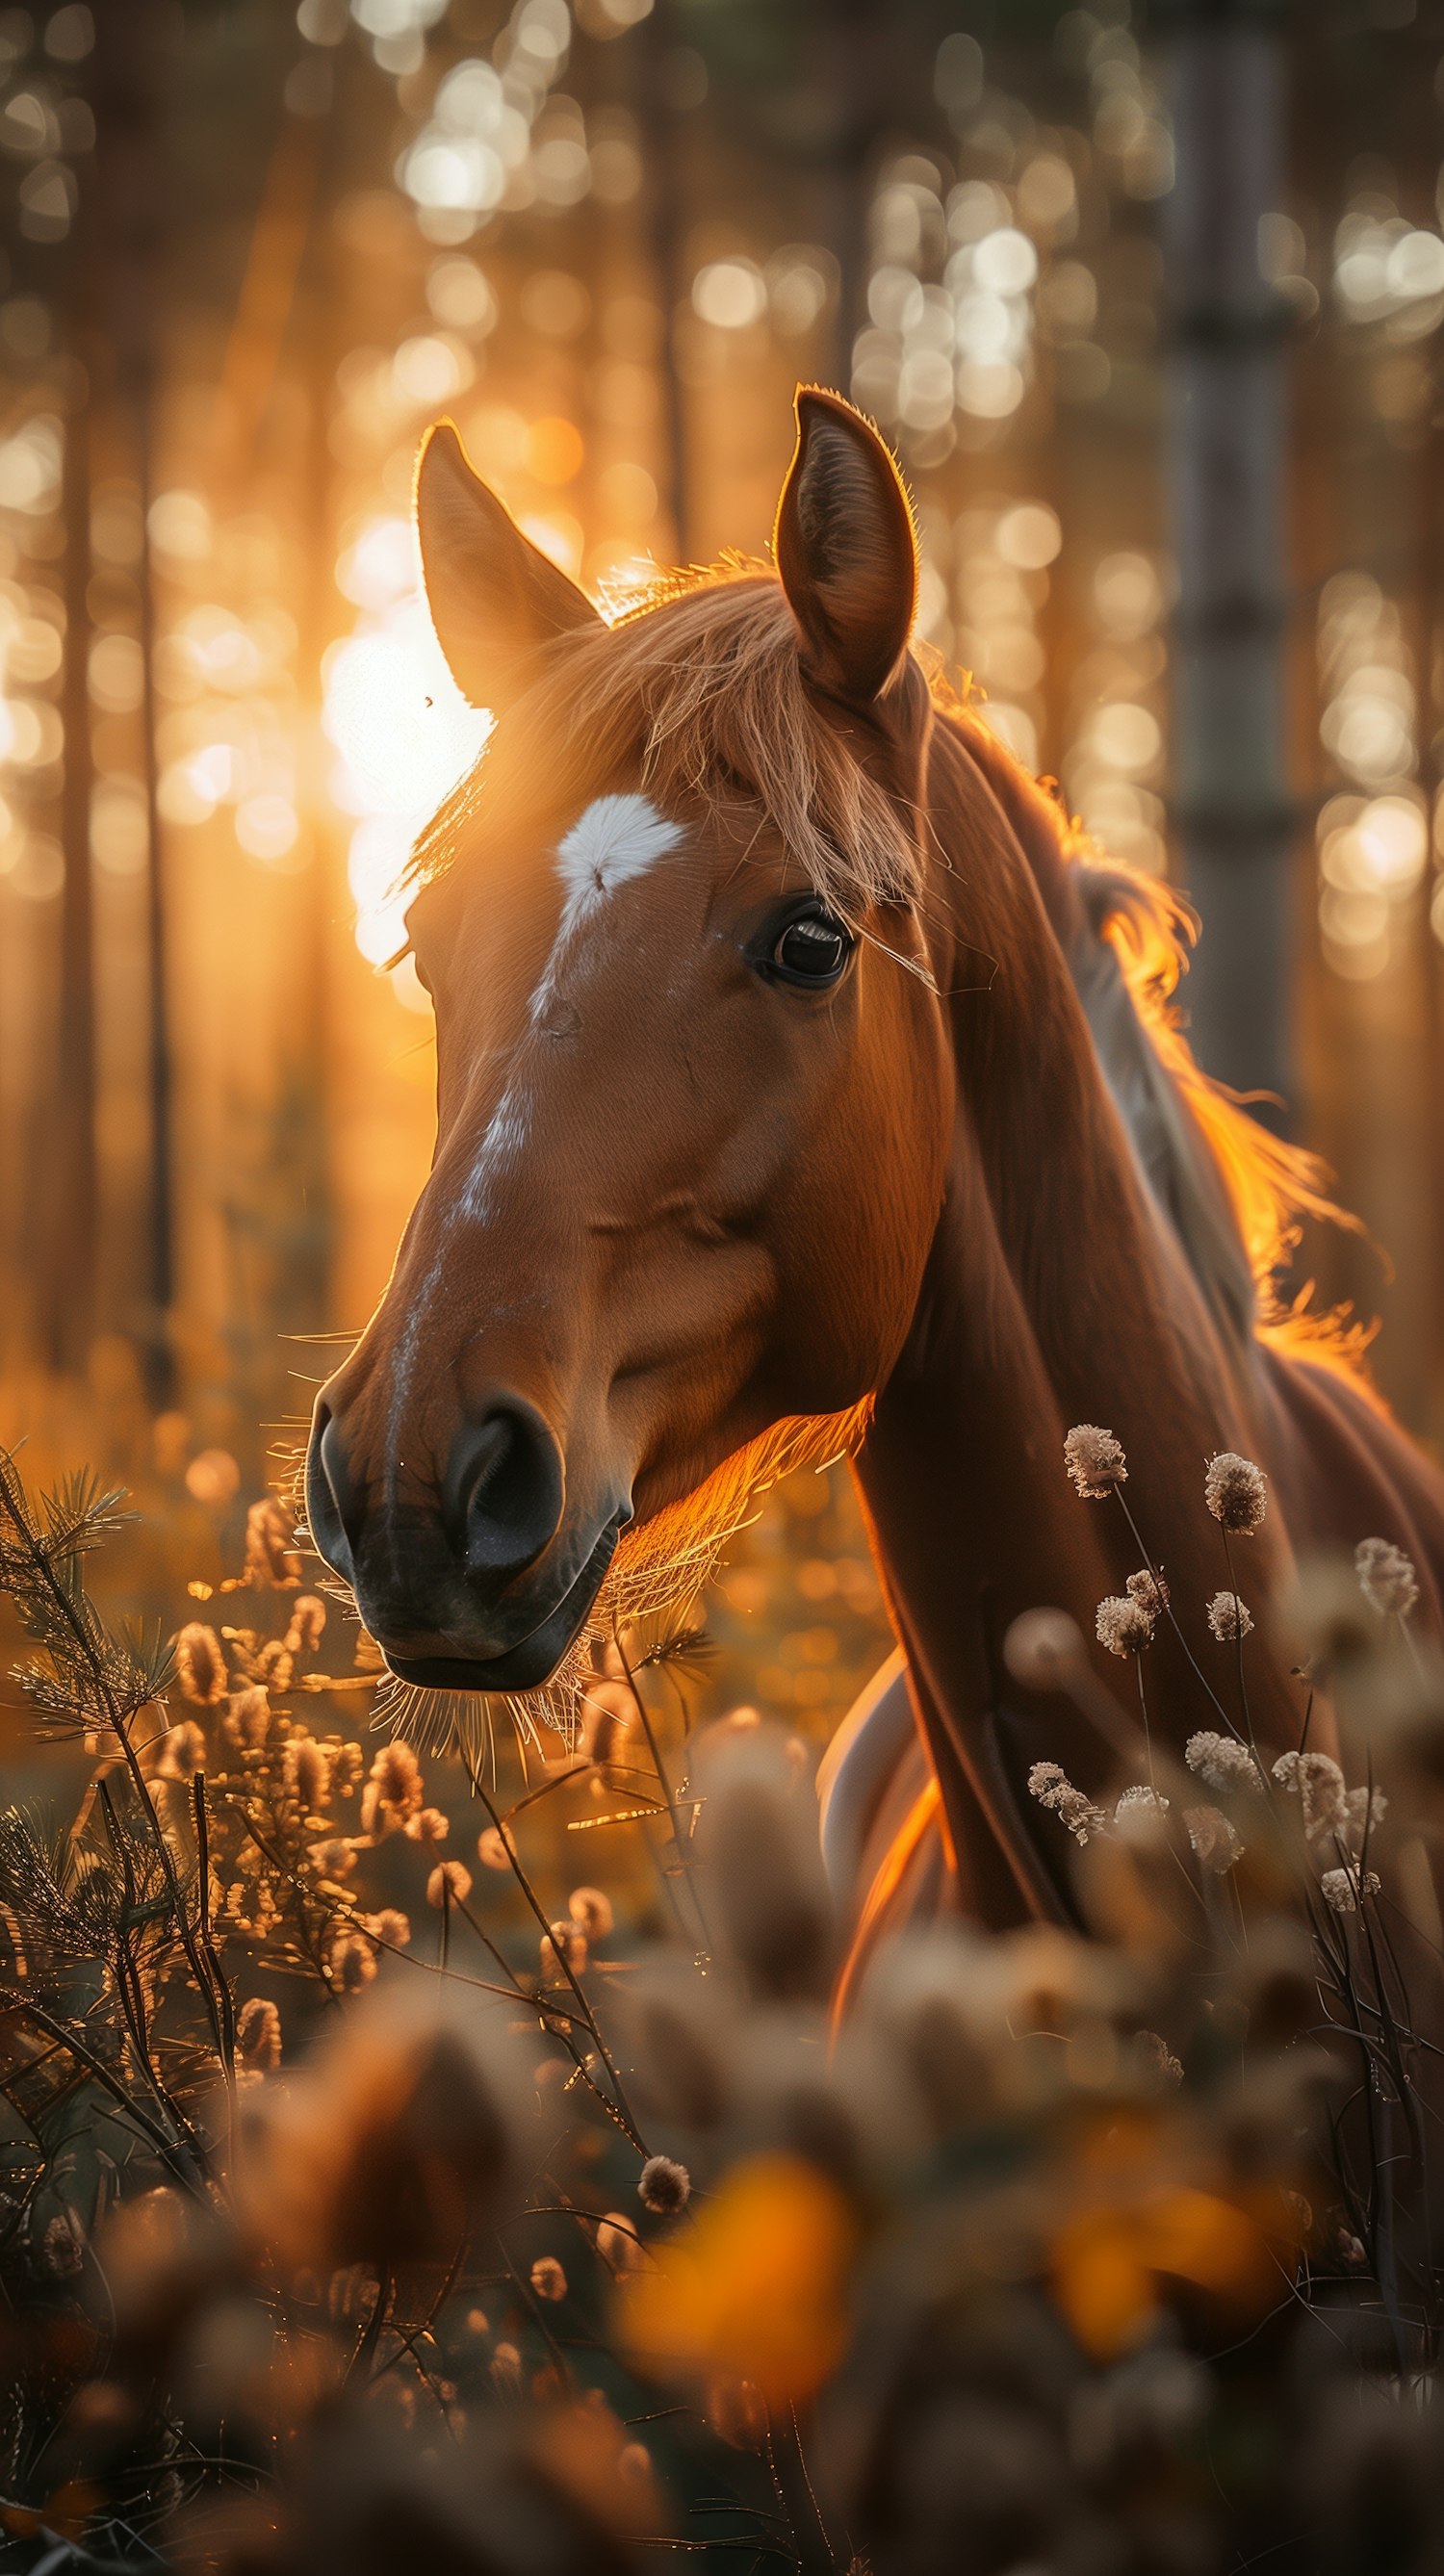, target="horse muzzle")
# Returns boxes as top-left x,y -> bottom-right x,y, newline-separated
304,1389 -> 629,1692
